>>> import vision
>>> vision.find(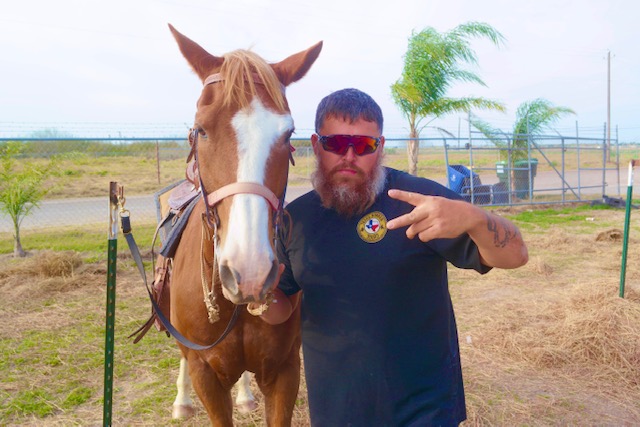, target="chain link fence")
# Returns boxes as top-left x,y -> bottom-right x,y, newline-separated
1,134 -> 638,236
